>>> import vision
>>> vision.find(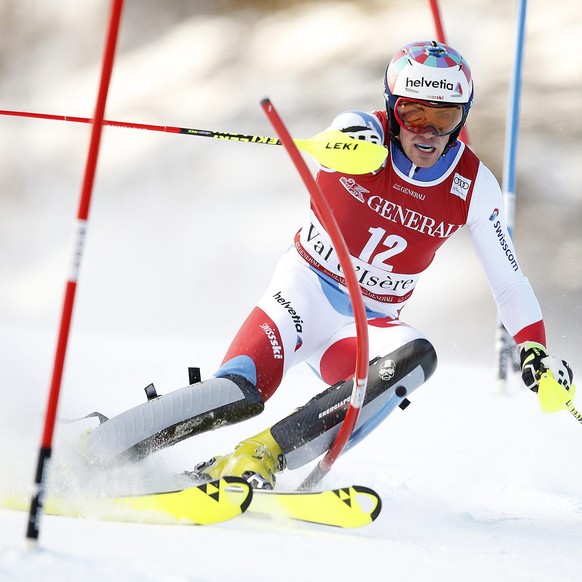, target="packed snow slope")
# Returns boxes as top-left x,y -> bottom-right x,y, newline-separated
0,1 -> 581,580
